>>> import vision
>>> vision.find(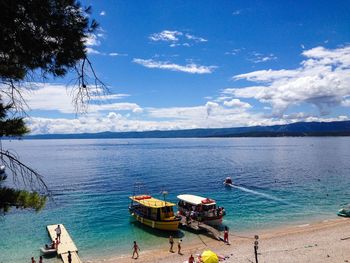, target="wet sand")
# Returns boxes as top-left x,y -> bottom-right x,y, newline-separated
90,217 -> 350,263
